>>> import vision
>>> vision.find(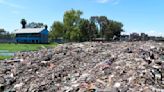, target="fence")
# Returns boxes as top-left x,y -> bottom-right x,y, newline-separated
0,38 -> 15,43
